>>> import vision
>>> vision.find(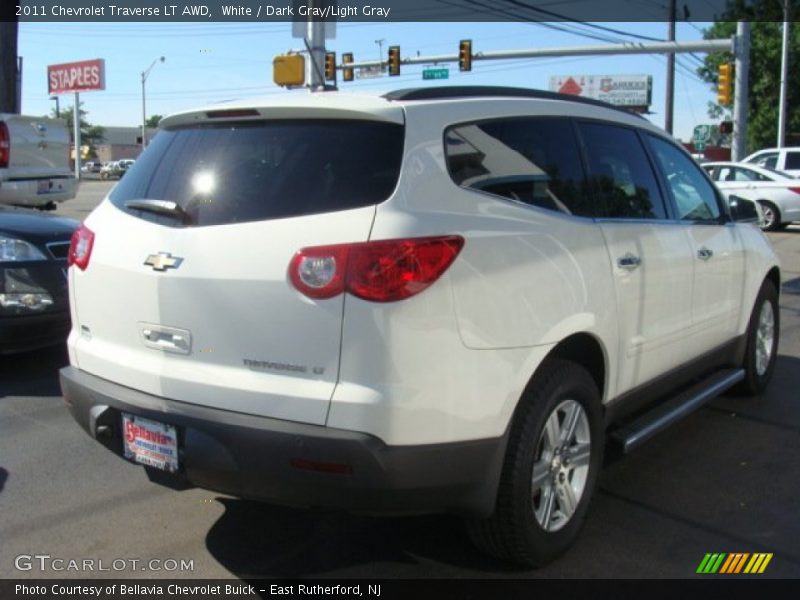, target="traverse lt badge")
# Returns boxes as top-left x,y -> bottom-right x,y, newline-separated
144,252 -> 183,272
